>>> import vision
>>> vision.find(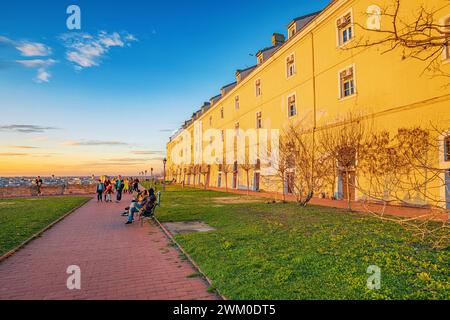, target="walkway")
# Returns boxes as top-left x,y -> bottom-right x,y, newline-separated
0,192 -> 217,300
